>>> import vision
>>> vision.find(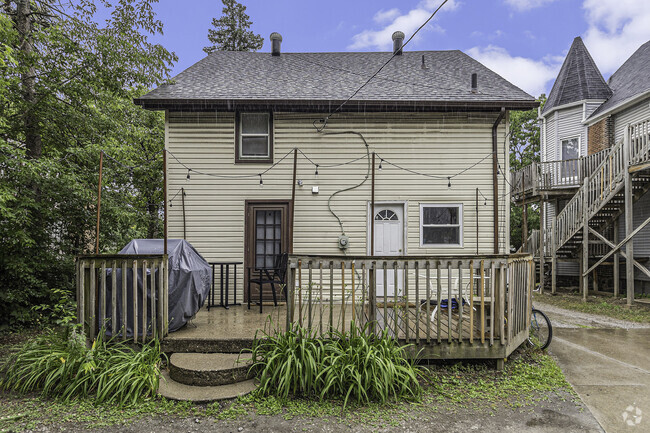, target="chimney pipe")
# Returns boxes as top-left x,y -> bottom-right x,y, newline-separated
471,73 -> 478,93
392,31 -> 405,55
270,32 -> 282,56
